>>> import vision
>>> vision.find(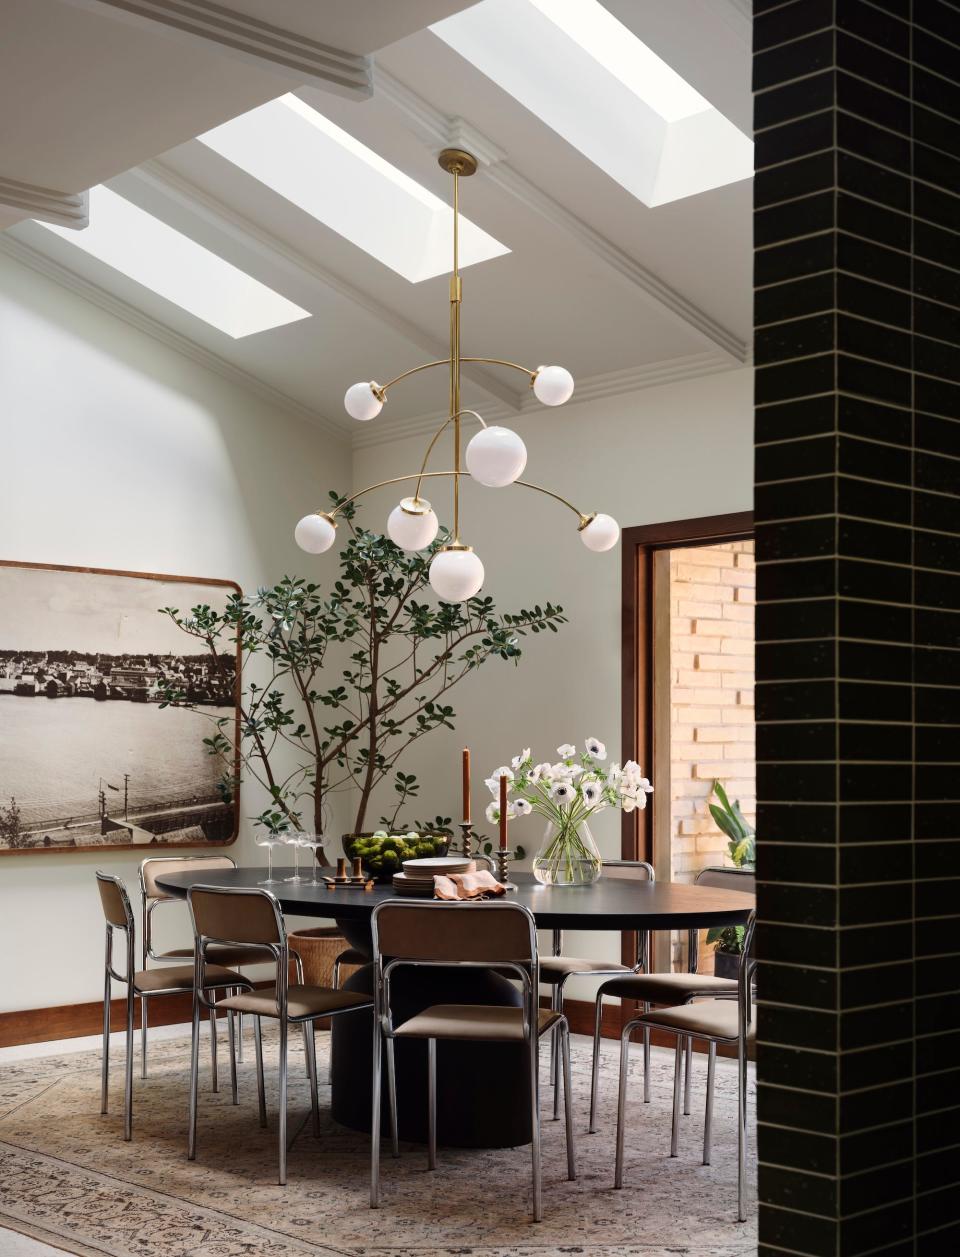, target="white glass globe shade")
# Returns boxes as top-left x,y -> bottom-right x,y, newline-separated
344,382 -> 383,422
295,513 -> 336,554
387,498 -> 439,551
465,425 -> 527,488
580,513 -> 620,552
429,549 -> 485,602
533,365 -> 575,406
